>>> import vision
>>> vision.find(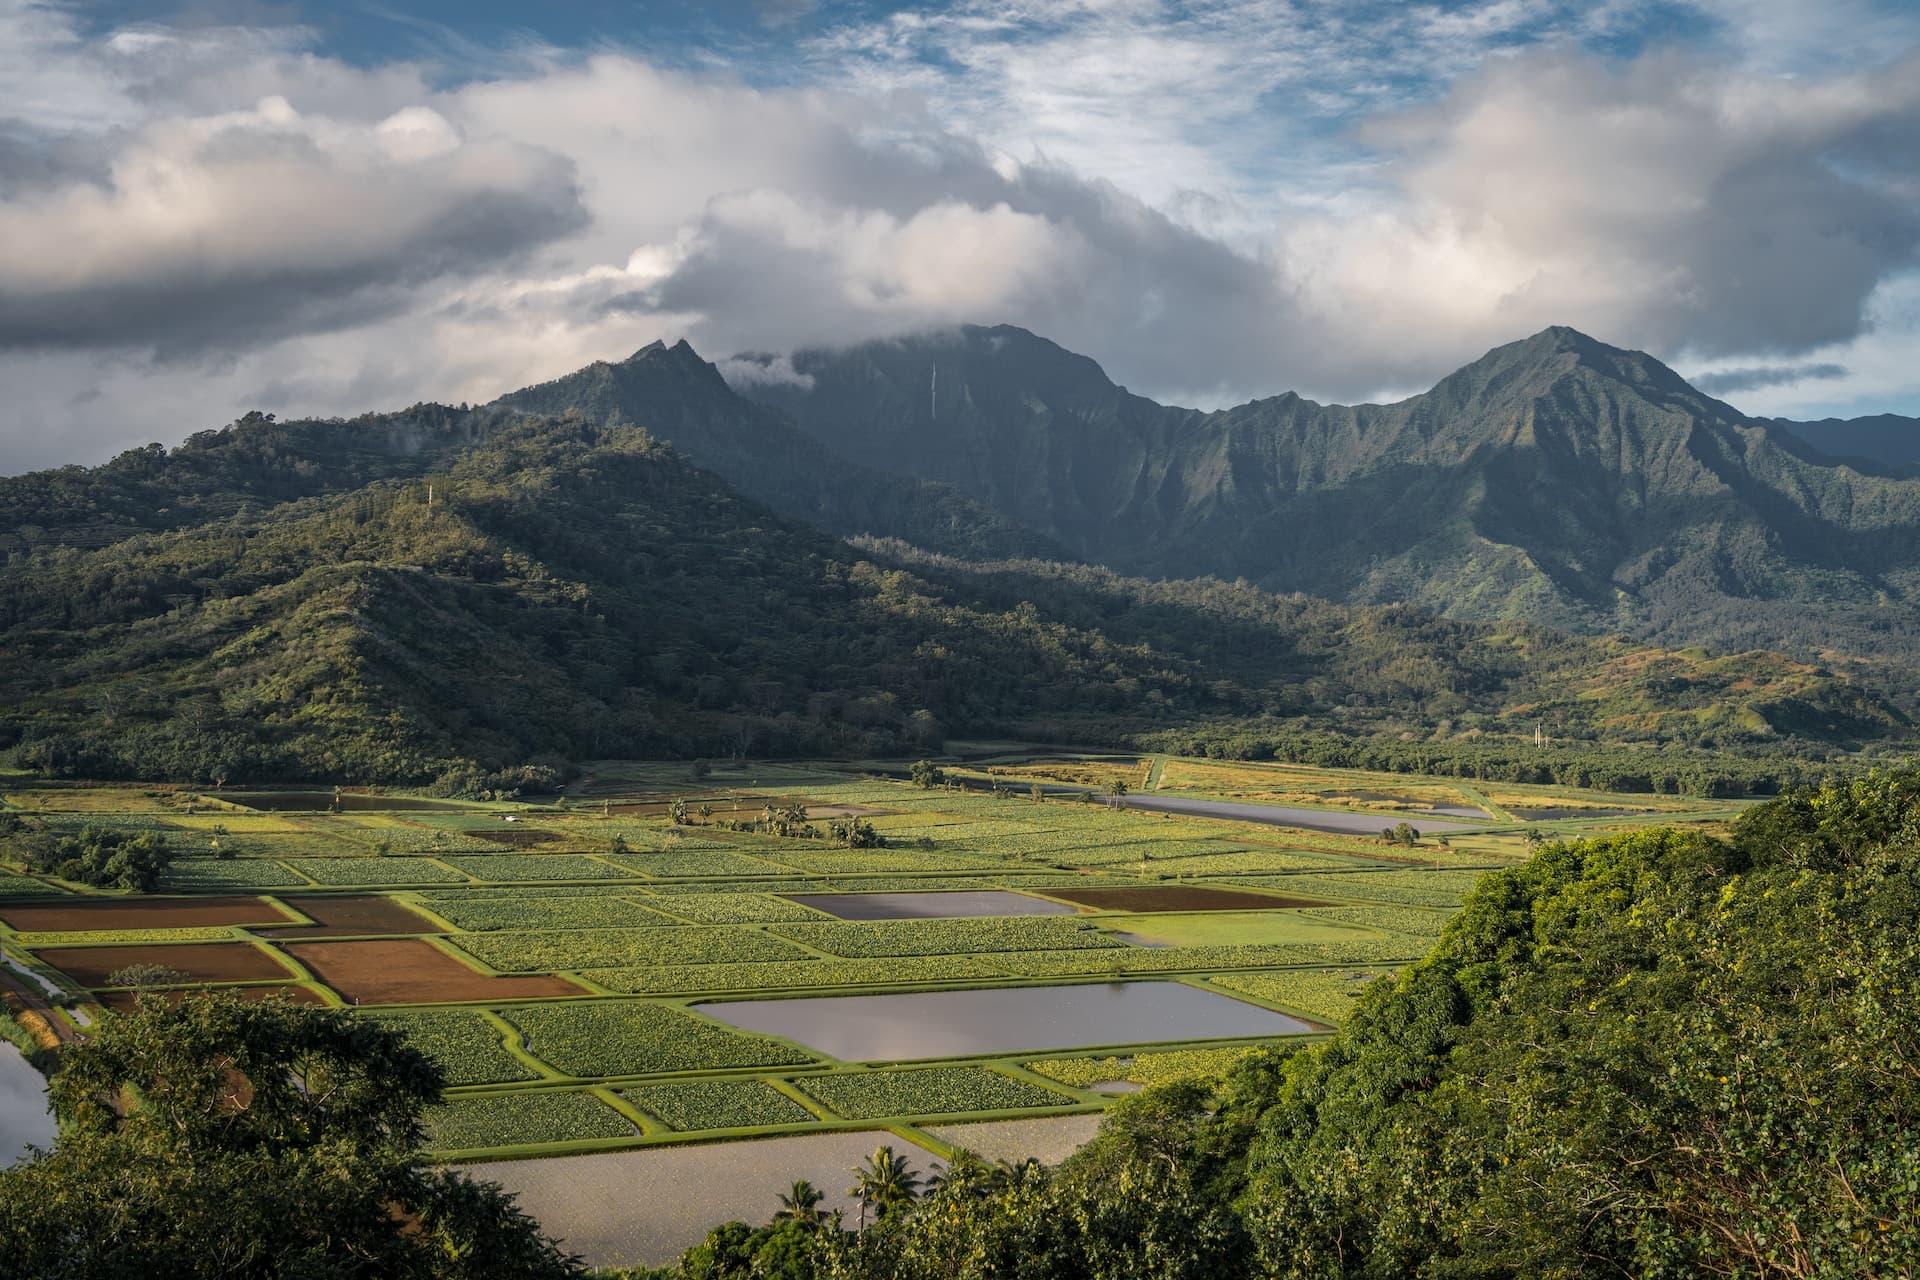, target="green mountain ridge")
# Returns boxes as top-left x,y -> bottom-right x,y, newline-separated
734,325 -> 1920,668
2,397 -> 1897,787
